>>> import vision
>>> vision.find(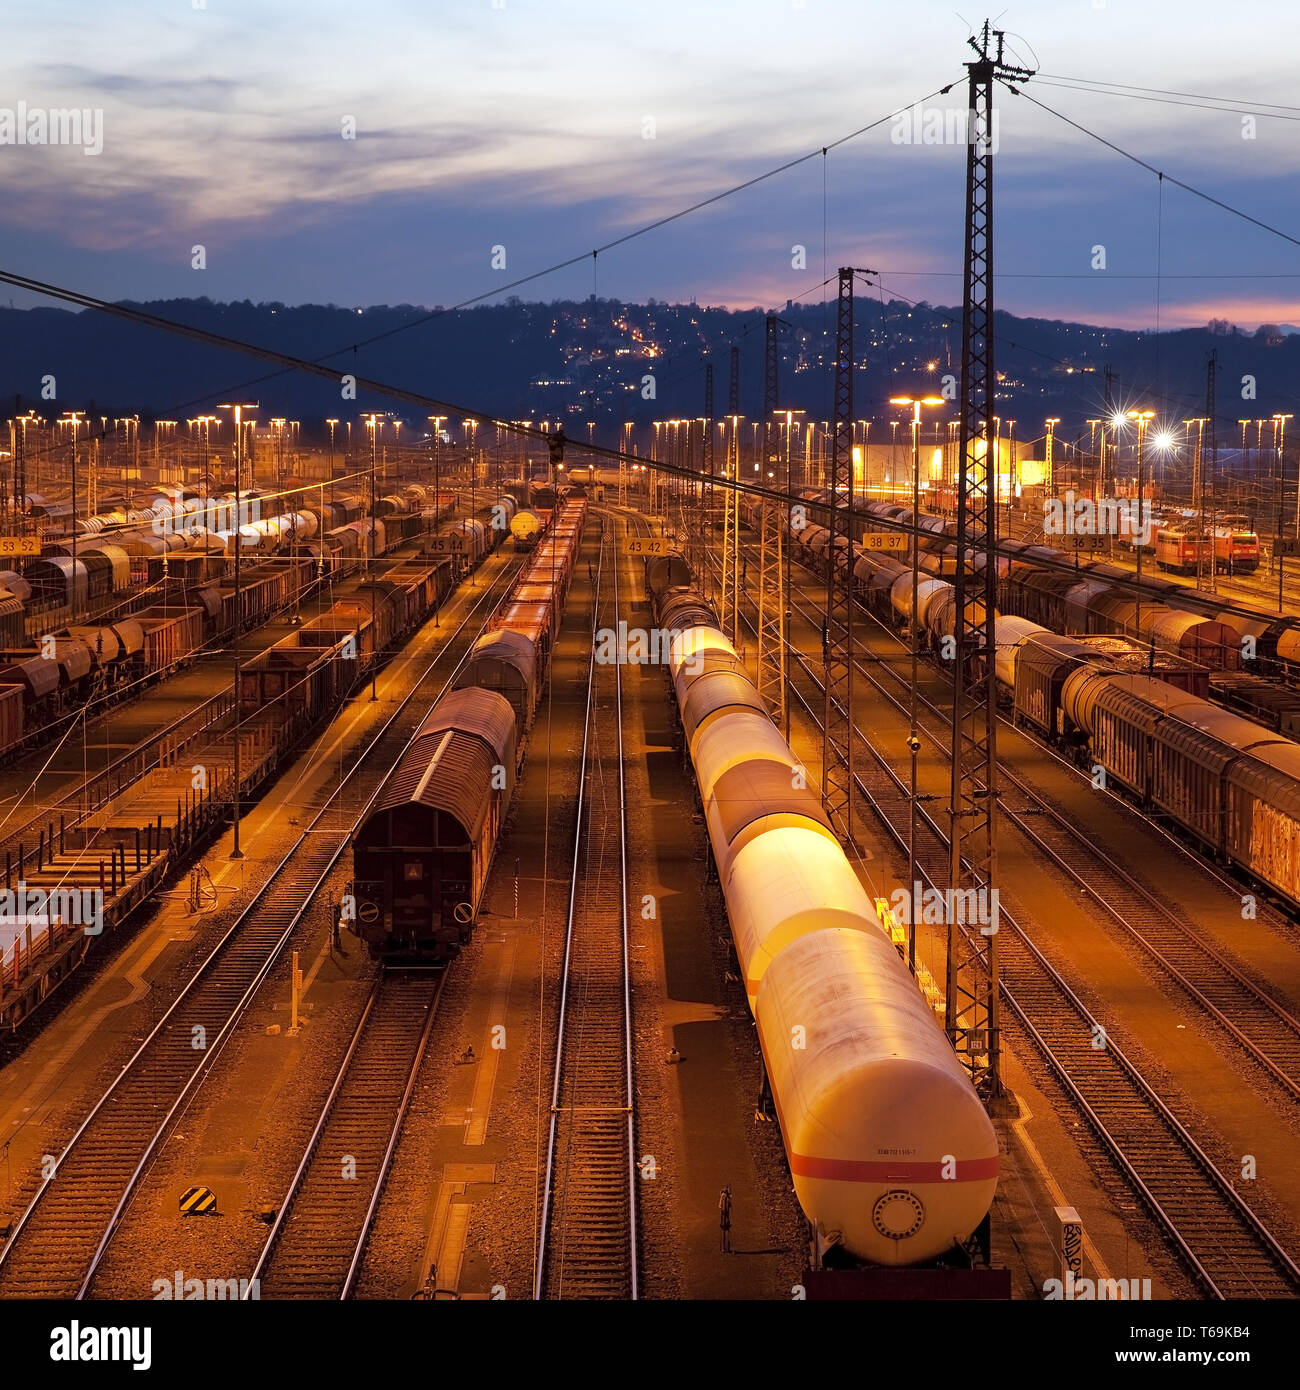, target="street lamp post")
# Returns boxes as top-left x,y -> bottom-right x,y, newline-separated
218,402 -> 257,859
60,412 -> 84,622
1045,417 -> 1060,502
890,394 -> 944,976
1275,413 -> 1294,611
1126,410 -> 1155,641
367,414 -> 380,699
